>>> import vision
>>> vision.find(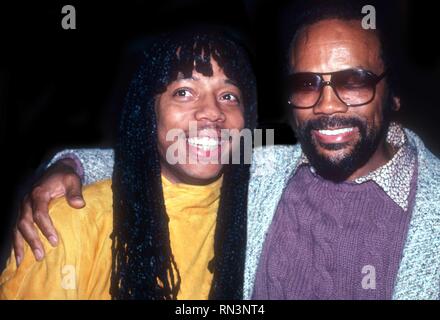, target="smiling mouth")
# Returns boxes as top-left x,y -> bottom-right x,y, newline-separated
186,136 -> 230,161
312,126 -> 358,145
317,127 -> 354,136
187,137 -> 223,151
